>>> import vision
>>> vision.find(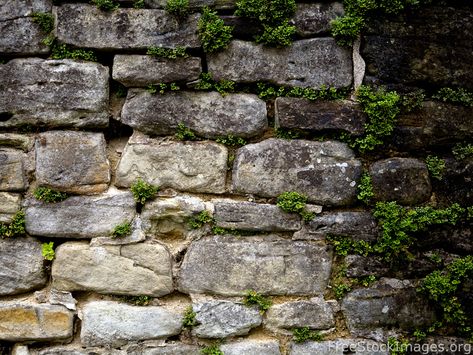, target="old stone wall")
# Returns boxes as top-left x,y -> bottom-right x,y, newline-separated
0,0 -> 472,354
